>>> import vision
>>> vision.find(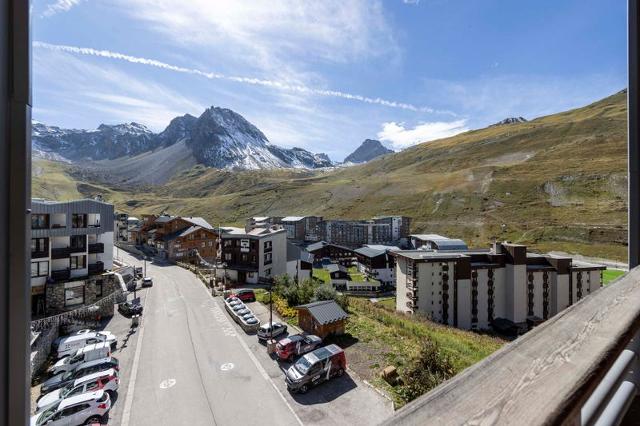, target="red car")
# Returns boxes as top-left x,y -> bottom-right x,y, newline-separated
276,334 -> 322,361
232,289 -> 256,302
